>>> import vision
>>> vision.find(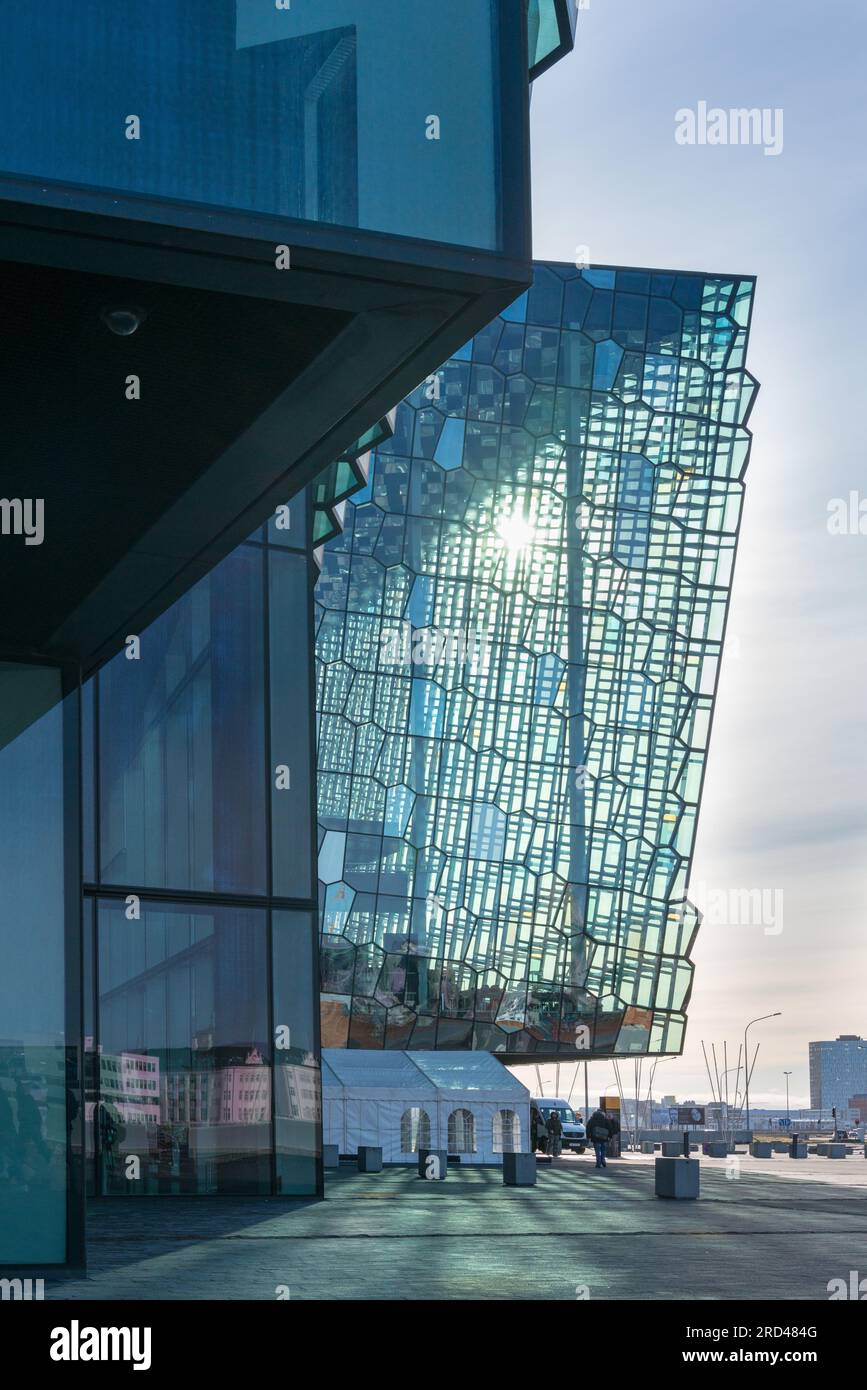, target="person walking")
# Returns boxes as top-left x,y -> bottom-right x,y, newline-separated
546,1108 -> 563,1158
587,1107 -> 613,1168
